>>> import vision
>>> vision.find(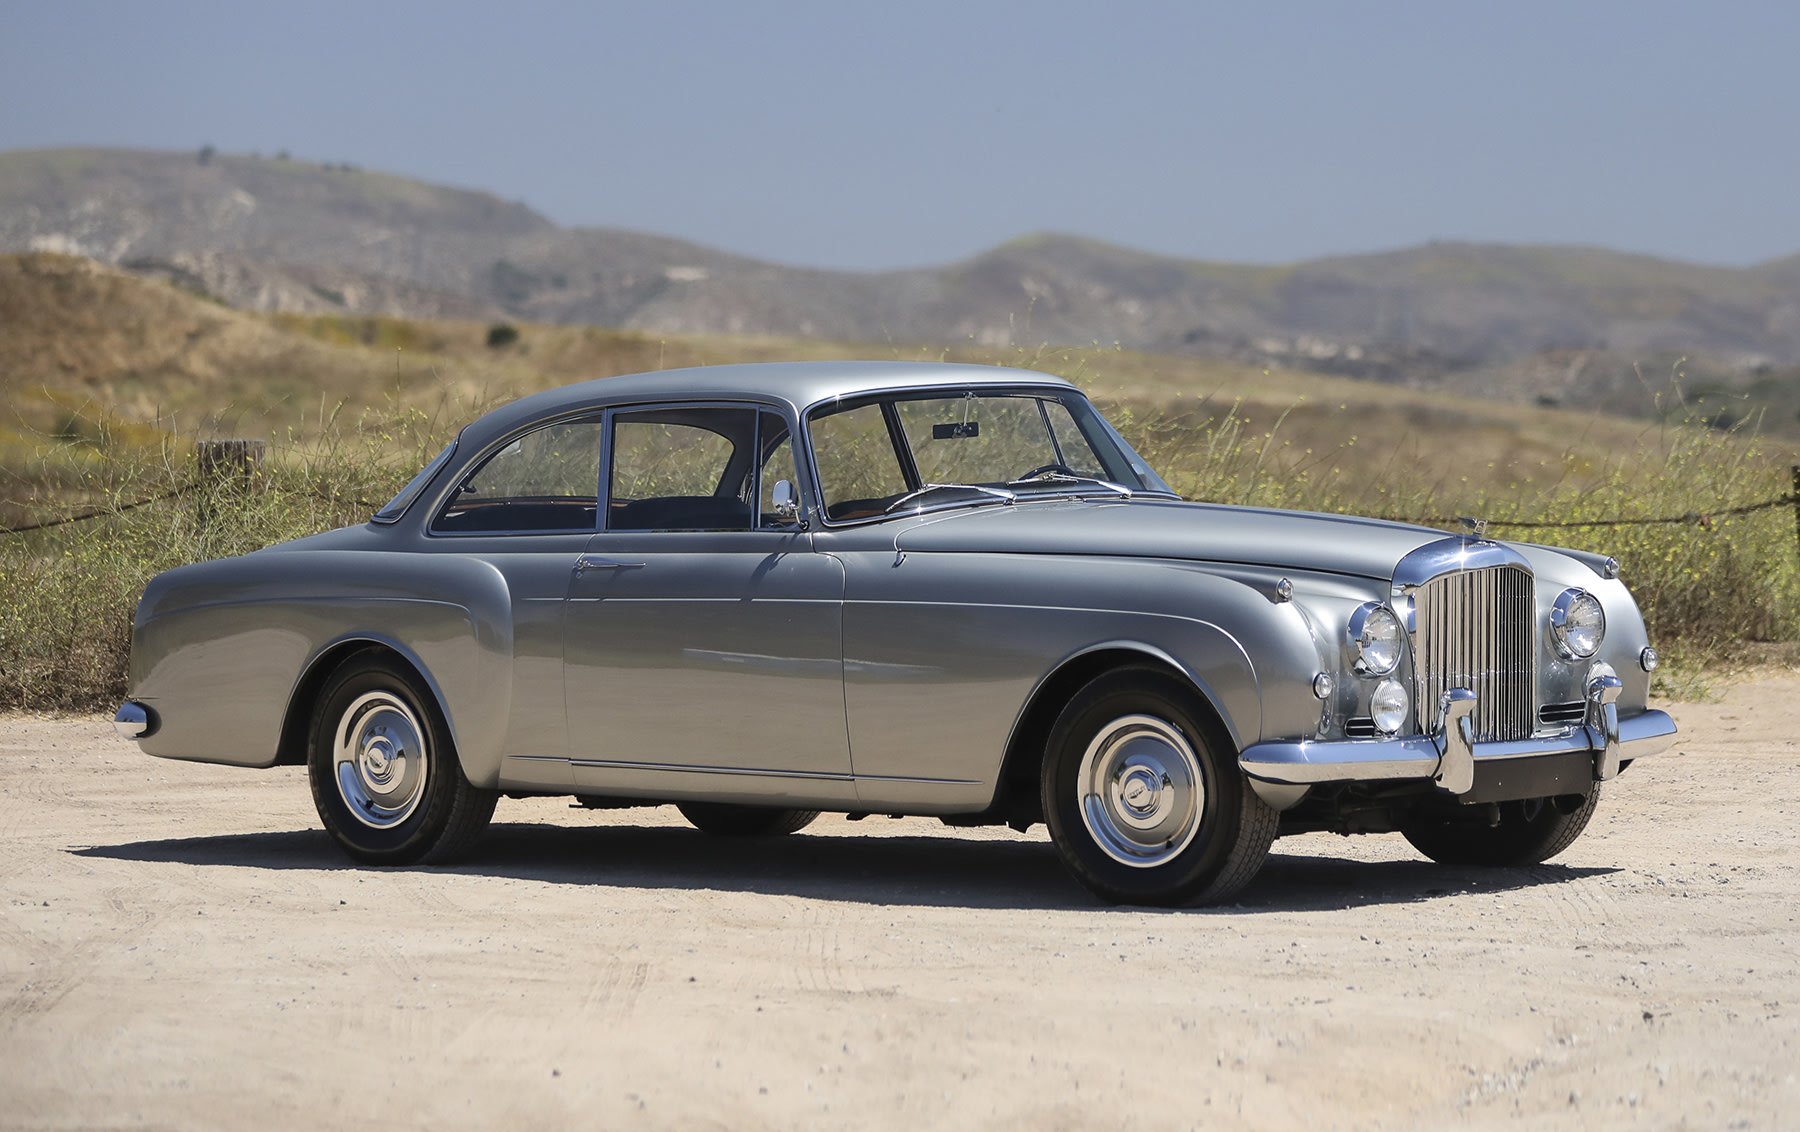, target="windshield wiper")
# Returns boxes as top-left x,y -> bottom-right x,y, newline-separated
883,483 -> 1016,514
1005,472 -> 1134,499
